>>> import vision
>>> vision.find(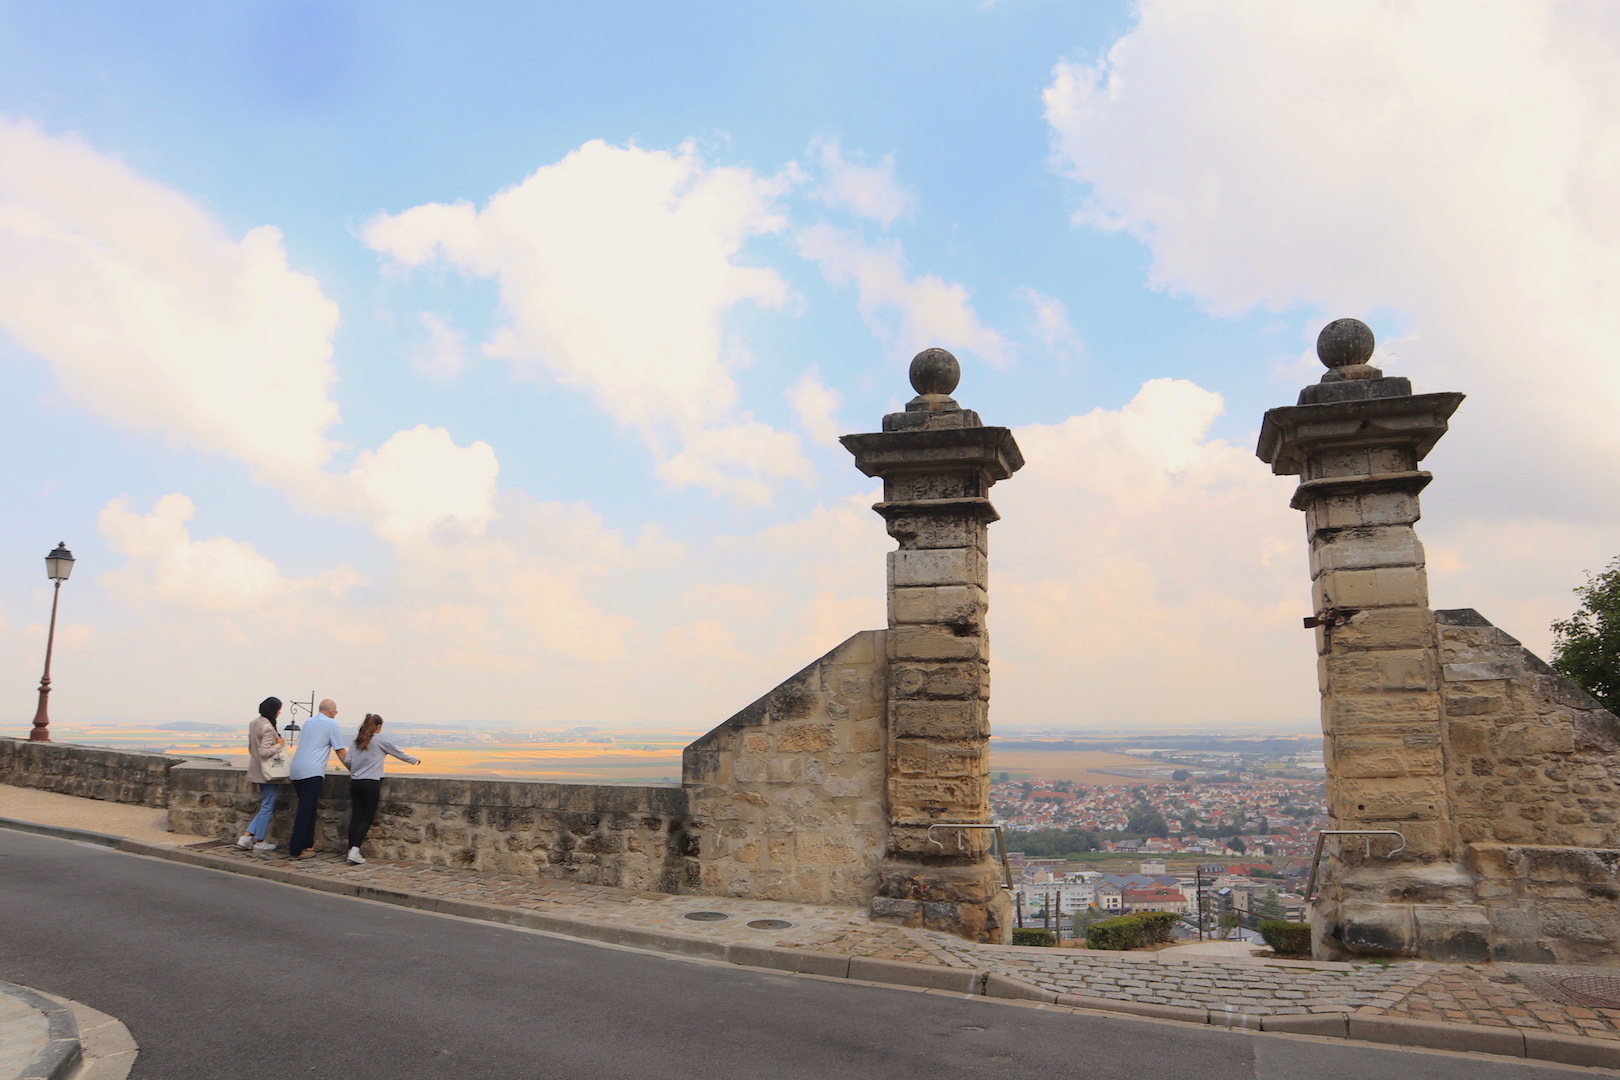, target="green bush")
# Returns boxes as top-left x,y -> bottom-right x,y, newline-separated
1085,911 -> 1180,951
1011,928 -> 1056,947
1085,915 -> 1141,951
1259,919 -> 1312,957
